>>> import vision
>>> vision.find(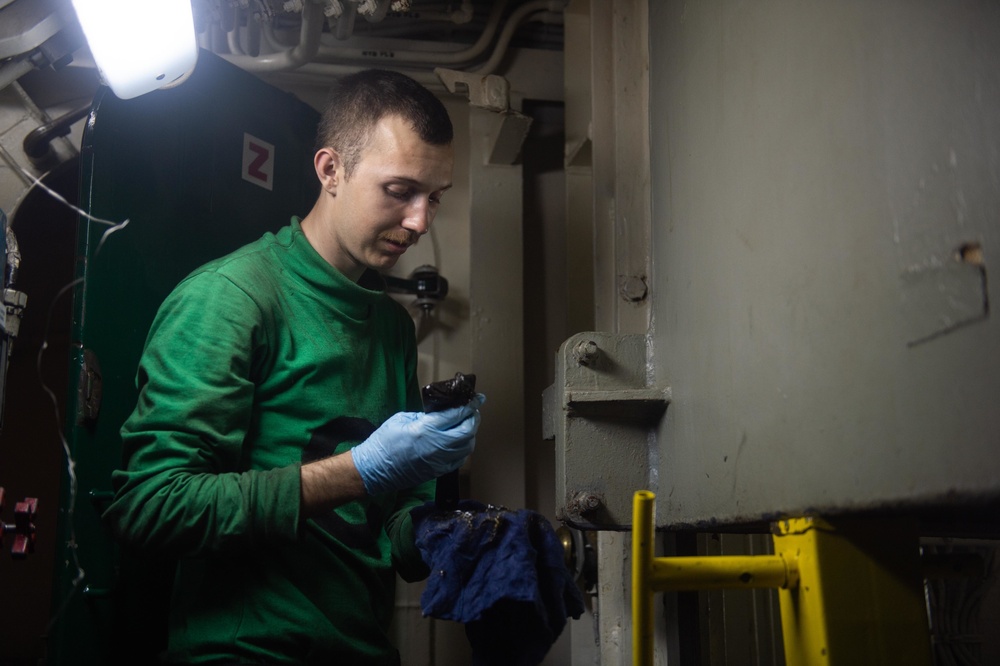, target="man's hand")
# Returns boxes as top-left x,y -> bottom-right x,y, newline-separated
351,394 -> 484,496
299,395 -> 484,515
